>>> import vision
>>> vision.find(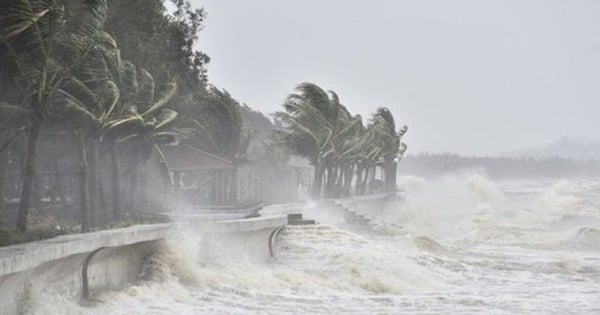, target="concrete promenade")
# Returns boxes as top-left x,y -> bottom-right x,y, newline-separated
0,214 -> 287,315
0,194 -> 391,314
